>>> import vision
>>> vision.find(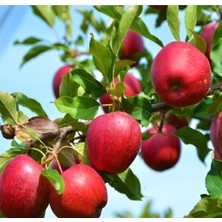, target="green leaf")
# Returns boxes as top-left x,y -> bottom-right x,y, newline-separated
122,95 -> 152,127
94,6 -> 163,47
108,82 -> 126,97
0,91 -> 19,124
54,96 -> 99,120
185,5 -> 198,40
21,45 -> 51,67
14,36 -> 43,45
166,5 -> 180,41
31,6 -> 55,27
188,30 -> 207,54
52,6 -> 73,38
211,38 -> 222,77
211,20 -> 222,47
41,169 -> 64,195
175,126 -> 211,163
89,37 -> 114,82
112,5 -> 142,56
71,68 -> 106,98
12,92 -> 47,117
0,148 -> 26,173
59,71 -> 84,98
206,159 -> 222,198
102,168 -> 143,200
185,195 -> 222,218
